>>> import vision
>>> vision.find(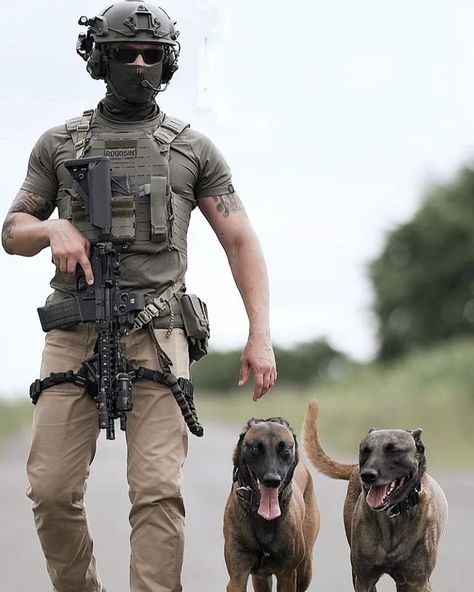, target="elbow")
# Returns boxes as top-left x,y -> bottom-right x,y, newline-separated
1,222 -> 14,255
1,213 -> 46,256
